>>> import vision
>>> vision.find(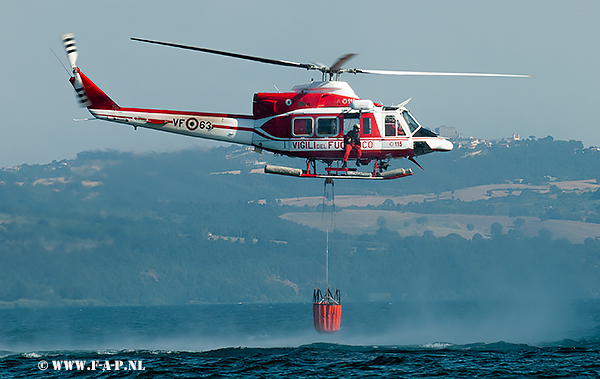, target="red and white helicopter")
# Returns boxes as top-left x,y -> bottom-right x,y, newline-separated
62,34 -> 528,180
